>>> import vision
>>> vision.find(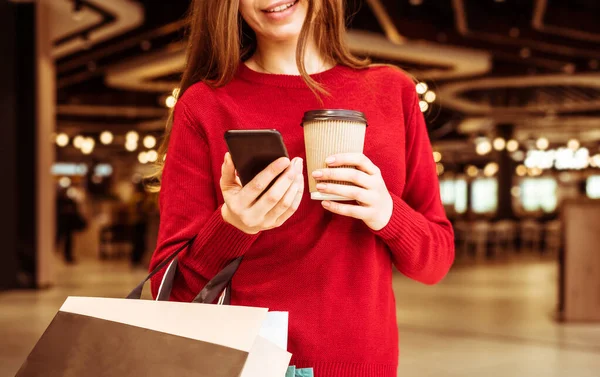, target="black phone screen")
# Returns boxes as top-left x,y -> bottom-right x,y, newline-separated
224,130 -> 289,187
